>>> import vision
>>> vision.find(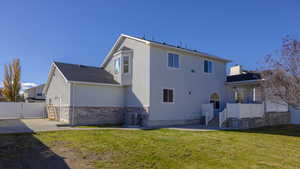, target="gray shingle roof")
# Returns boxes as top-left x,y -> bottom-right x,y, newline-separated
226,72 -> 262,82
54,62 -> 119,85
